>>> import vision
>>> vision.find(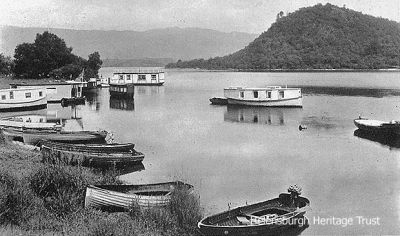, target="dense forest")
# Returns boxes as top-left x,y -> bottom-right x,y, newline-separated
167,3 -> 400,70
